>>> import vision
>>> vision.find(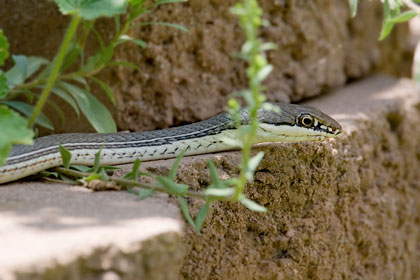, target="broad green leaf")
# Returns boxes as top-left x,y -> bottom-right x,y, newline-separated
50,86 -> 80,116
157,176 -> 188,195
195,201 -> 210,232
0,105 -> 33,166
59,145 -> 72,169
168,149 -> 185,180
4,56 -> 49,89
348,0 -> 358,17
71,75 -> 89,88
238,195 -> 267,212
89,76 -> 116,105
117,35 -> 147,48
53,0 -> 128,20
79,47 -> 114,73
2,100 -> 54,130
0,73 -> 8,98
0,29 -> 9,66
178,196 -> 198,232
58,81 -> 116,133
